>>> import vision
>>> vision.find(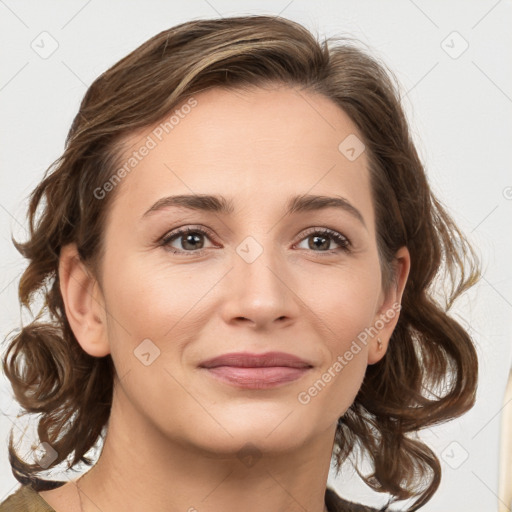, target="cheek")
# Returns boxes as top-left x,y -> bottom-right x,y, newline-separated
295,261 -> 381,417
299,255 -> 382,337
99,255 -> 204,430
307,316 -> 373,420
103,249 -> 187,329
101,252 -> 226,367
